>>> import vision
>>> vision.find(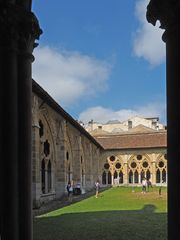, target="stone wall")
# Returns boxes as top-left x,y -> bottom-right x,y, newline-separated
32,92 -> 101,208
